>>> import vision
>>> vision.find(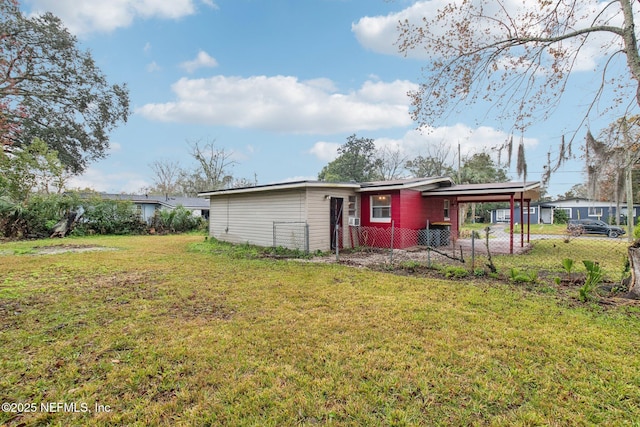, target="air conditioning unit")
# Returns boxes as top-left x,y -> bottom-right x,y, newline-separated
348,217 -> 360,226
